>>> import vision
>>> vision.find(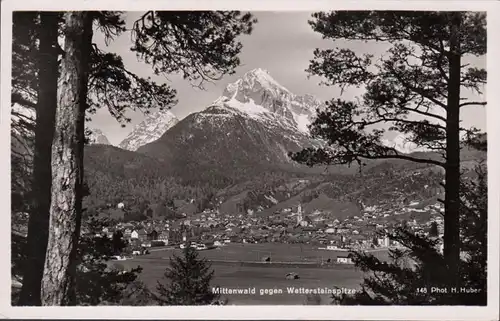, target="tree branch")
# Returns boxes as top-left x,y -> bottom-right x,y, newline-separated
366,152 -> 445,168
316,147 -> 446,169
11,93 -> 37,109
357,116 -> 446,131
390,68 -> 448,110
436,40 -> 449,83
459,101 -> 487,108
399,105 -> 447,122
